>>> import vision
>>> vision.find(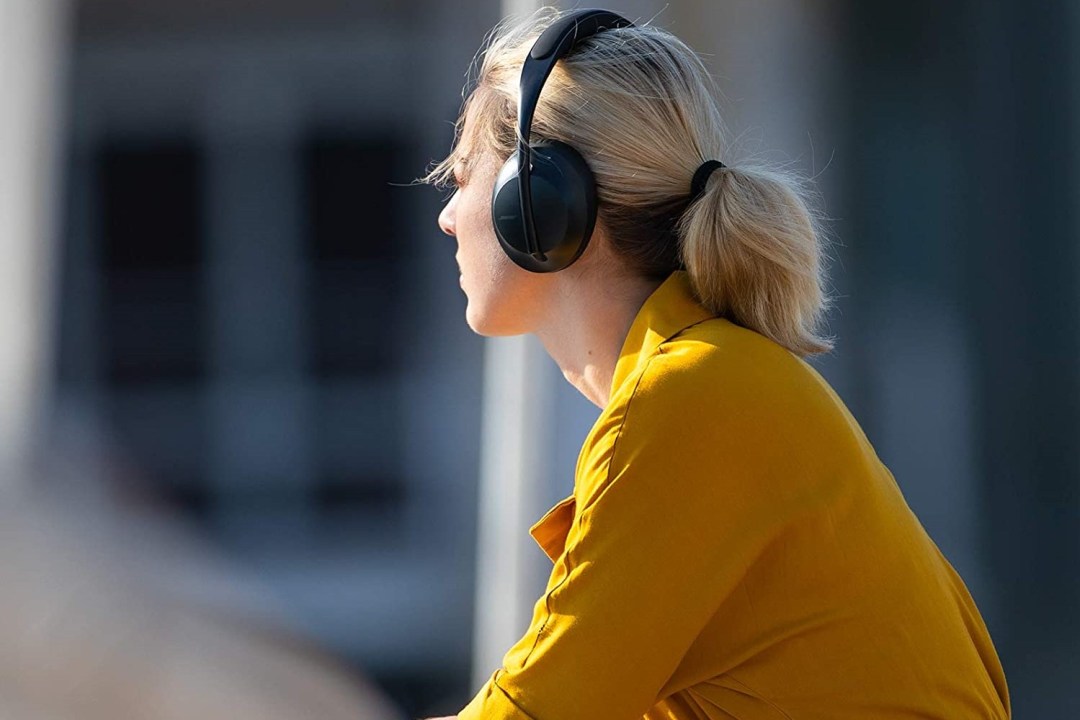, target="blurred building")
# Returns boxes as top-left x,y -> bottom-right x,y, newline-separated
40,0 -> 1080,717
54,1 -> 505,715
